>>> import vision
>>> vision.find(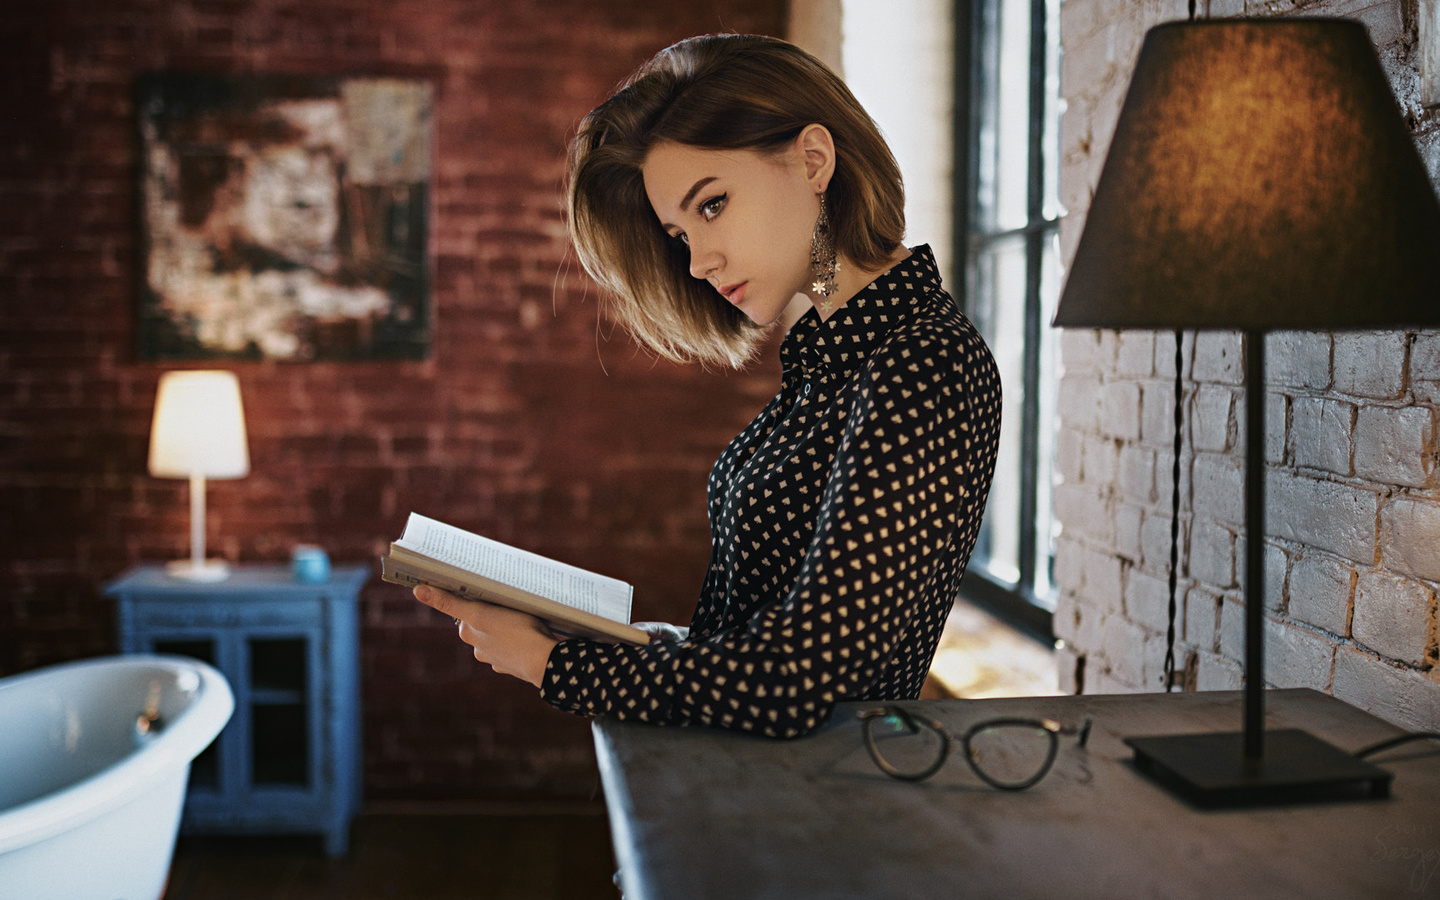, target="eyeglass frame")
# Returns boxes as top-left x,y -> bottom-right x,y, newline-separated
857,705 -> 1093,790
